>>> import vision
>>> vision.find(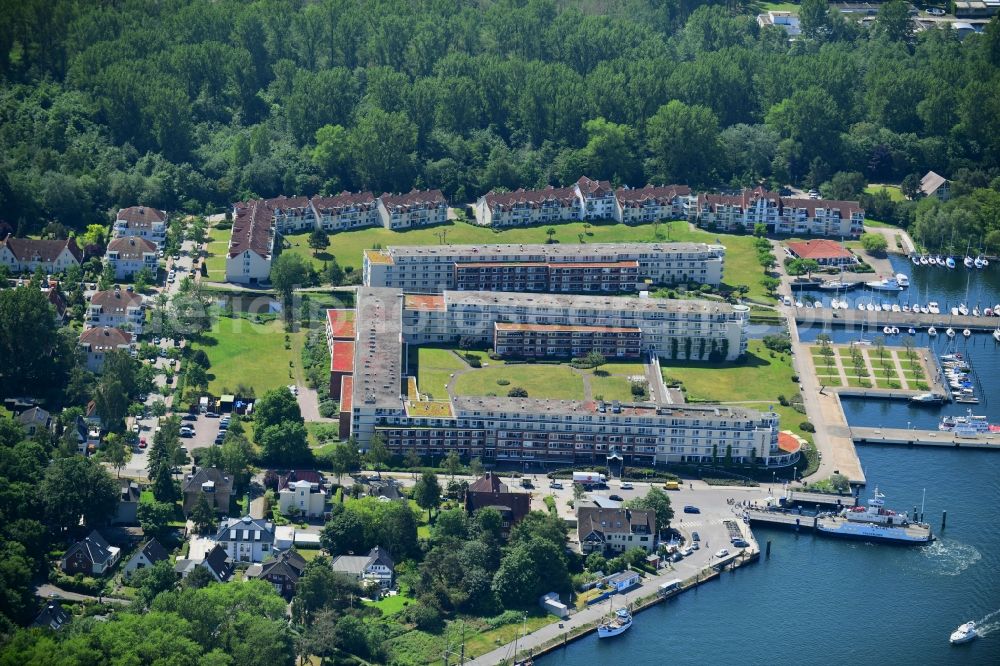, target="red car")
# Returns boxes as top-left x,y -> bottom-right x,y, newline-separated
138,438 -> 147,449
